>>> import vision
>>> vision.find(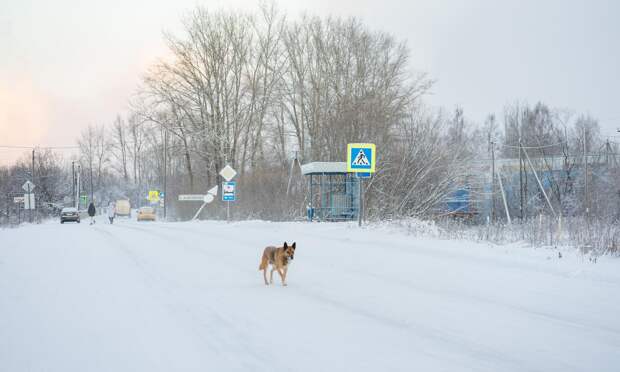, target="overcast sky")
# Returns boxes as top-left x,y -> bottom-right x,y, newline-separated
1,0 -> 618,163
